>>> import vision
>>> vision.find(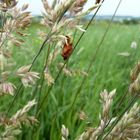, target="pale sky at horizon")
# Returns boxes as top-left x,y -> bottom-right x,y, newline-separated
17,0 -> 140,17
